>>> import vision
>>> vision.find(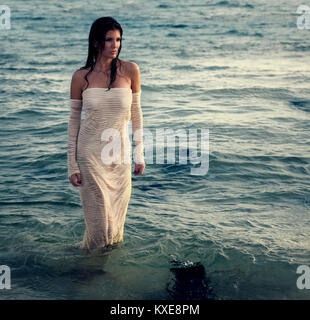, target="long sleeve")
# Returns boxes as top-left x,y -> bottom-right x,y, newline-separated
67,99 -> 82,178
131,91 -> 145,164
